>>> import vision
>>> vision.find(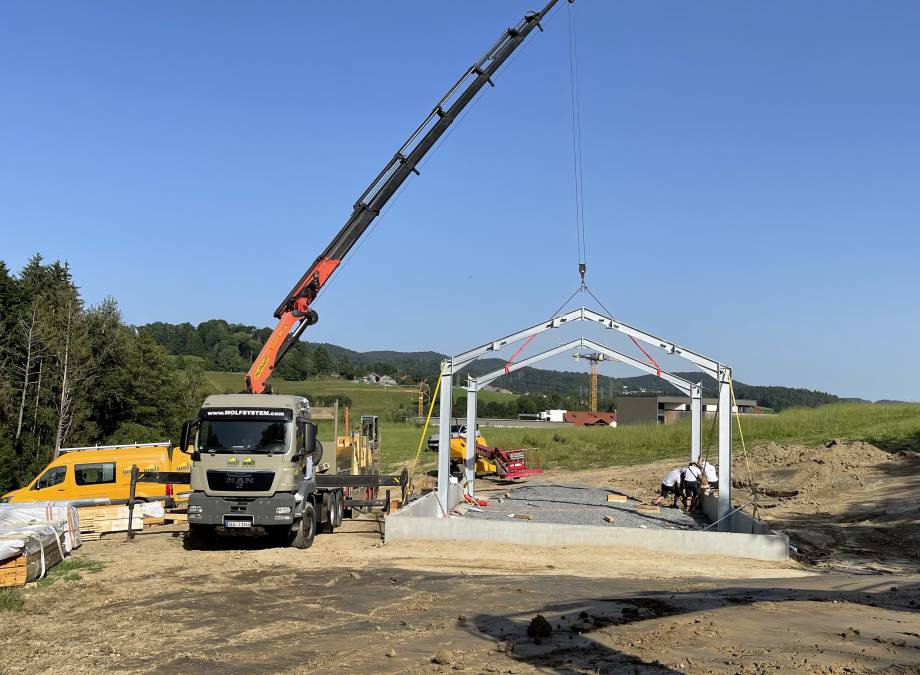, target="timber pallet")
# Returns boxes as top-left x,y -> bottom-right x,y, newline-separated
0,554 -> 28,588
